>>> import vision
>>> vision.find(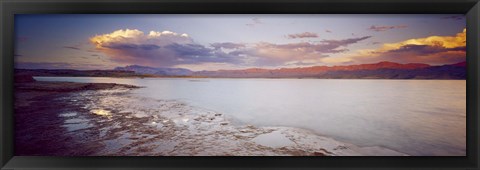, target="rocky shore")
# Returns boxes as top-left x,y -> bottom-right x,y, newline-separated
14,76 -> 141,155
14,76 -> 407,156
